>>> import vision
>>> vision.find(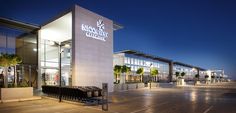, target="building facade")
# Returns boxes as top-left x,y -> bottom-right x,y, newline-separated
0,5 -> 122,92
0,5 -> 227,92
113,50 -> 171,83
113,50 -> 206,83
